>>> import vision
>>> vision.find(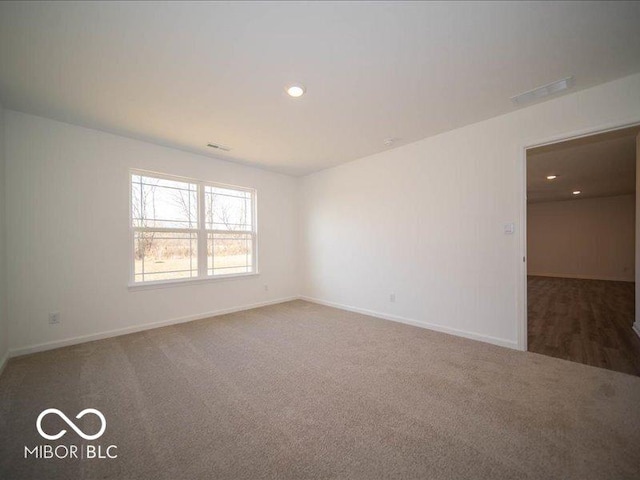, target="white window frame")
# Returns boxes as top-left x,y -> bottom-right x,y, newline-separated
128,169 -> 258,290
